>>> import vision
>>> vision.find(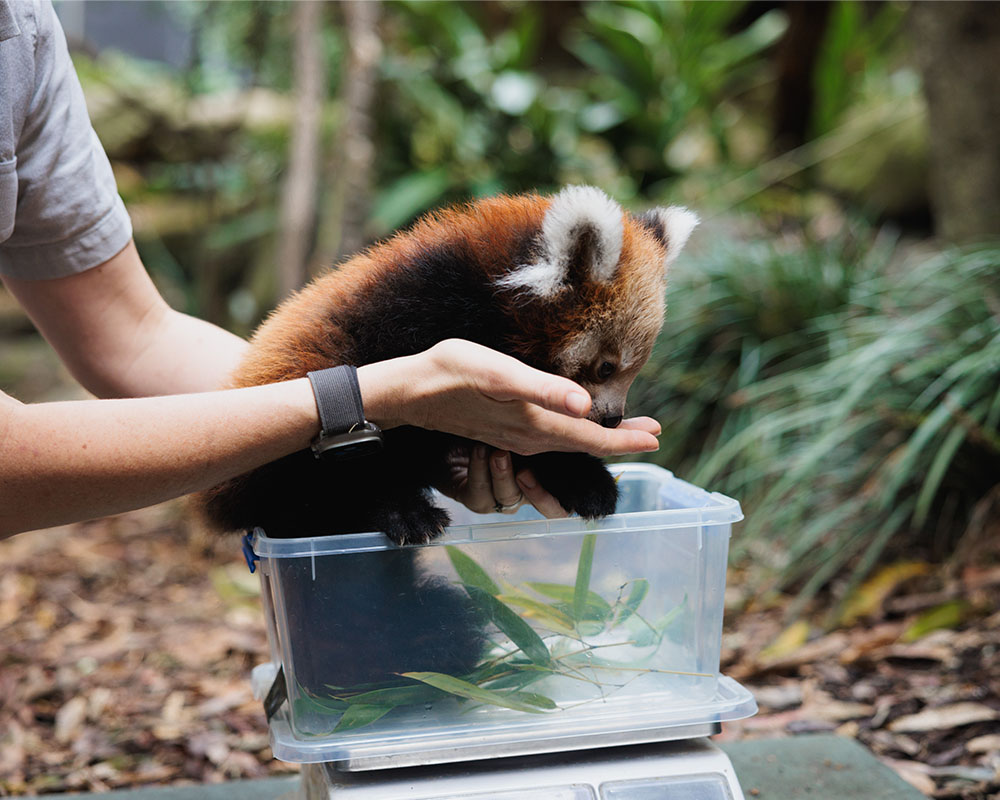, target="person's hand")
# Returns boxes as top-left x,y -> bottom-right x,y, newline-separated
357,339 -> 661,458
436,444 -> 570,519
